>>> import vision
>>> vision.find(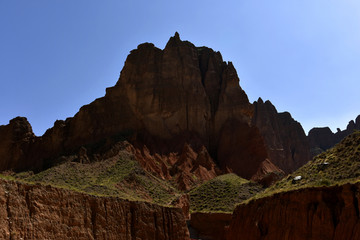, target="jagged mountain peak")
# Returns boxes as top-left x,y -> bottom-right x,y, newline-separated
0,34 -> 310,183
